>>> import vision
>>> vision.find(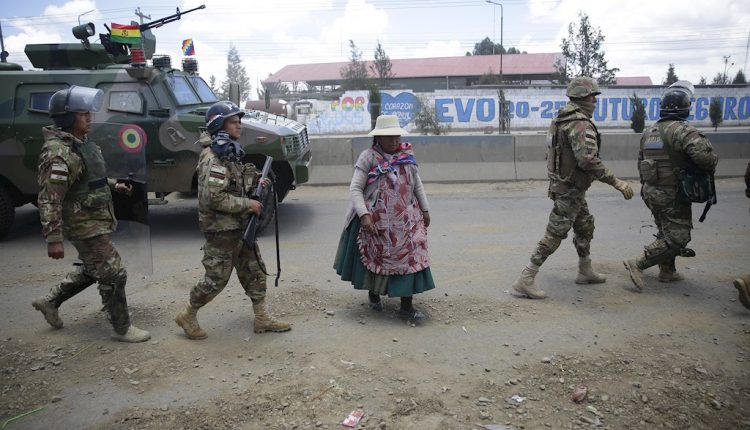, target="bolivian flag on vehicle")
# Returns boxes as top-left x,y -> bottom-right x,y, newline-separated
111,23 -> 141,44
